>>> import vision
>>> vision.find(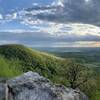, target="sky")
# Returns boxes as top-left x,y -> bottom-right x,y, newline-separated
0,0 -> 100,47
